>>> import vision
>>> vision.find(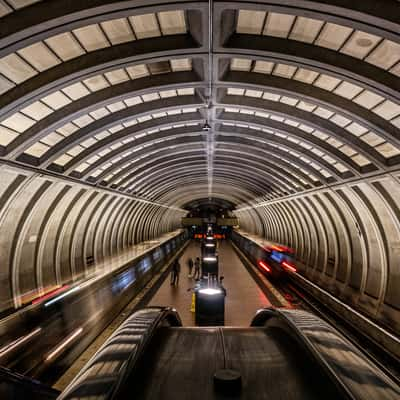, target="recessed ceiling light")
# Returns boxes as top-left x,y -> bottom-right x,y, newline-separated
202,122 -> 211,131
